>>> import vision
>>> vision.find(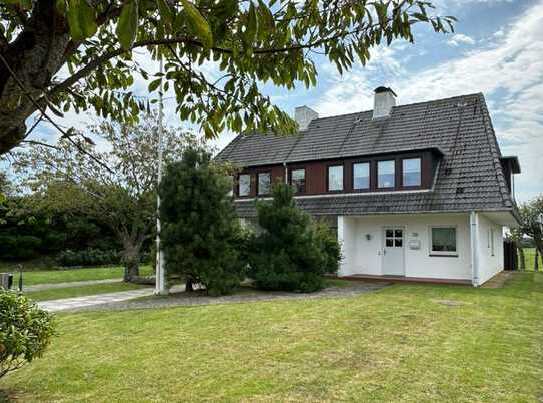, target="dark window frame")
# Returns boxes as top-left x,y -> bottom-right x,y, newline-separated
289,167 -> 306,194
352,160 -> 371,192
376,159 -> 396,190
327,163 -> 344,193
256,171 -> 272,196
400,156 -> 423,190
